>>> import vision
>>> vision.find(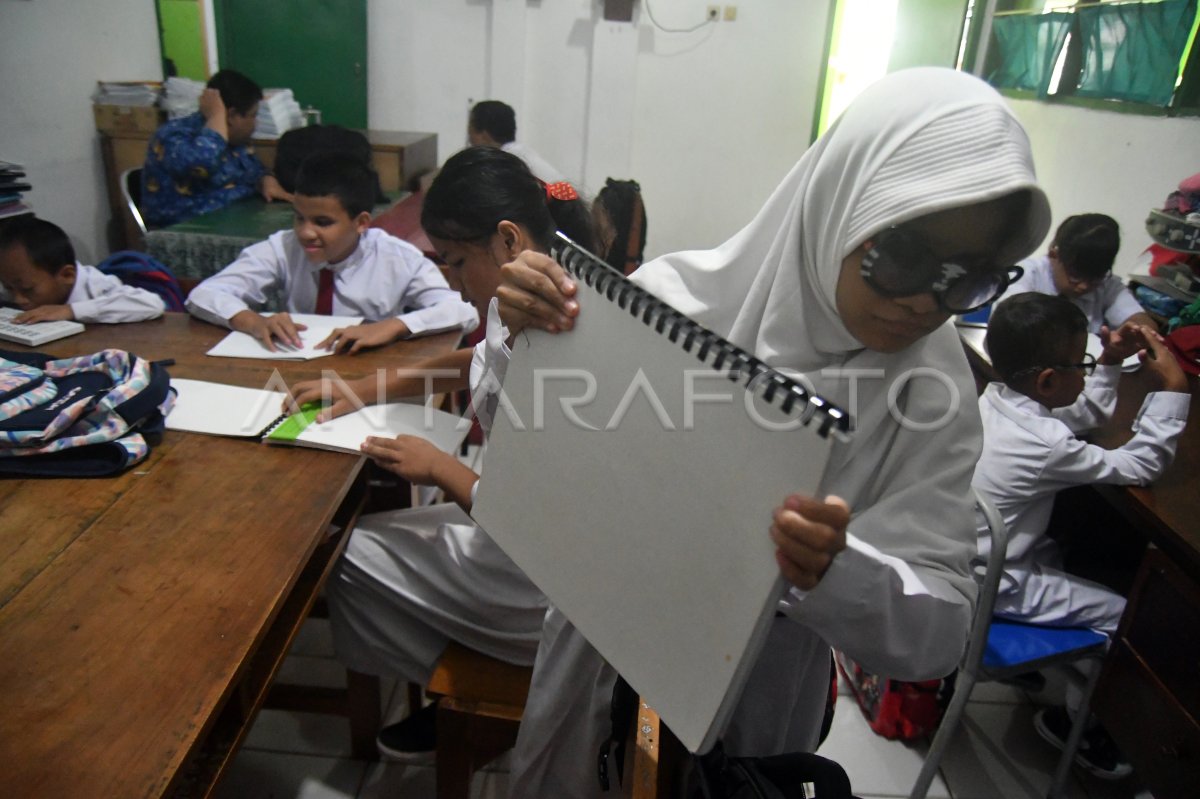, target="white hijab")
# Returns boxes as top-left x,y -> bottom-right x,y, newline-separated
632,68 -> 1050,592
